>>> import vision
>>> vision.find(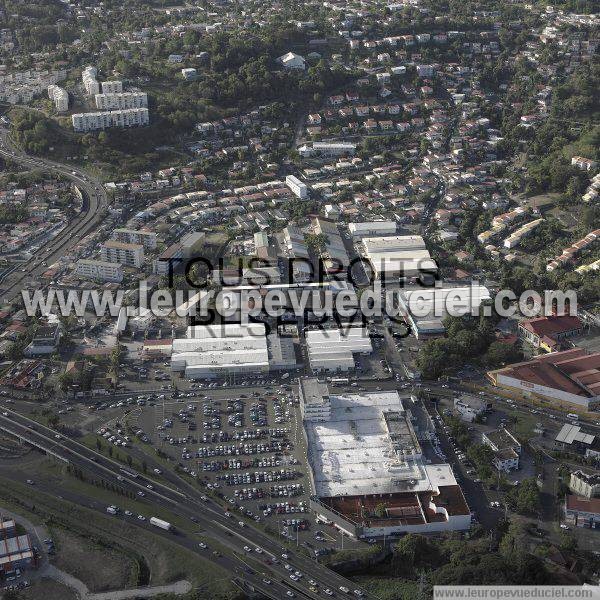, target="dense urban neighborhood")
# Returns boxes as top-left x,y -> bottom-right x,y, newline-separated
0,0 -> 598,599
